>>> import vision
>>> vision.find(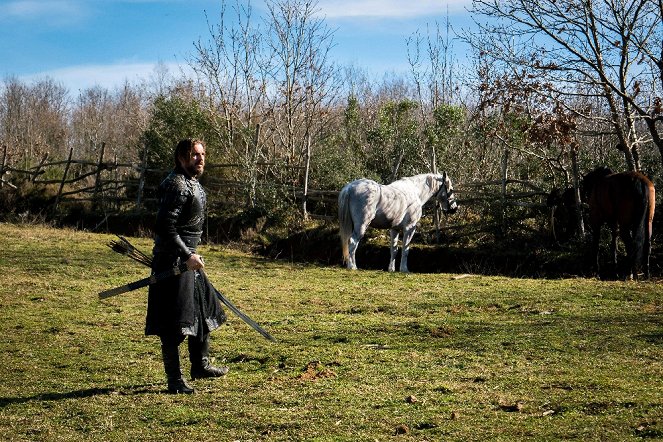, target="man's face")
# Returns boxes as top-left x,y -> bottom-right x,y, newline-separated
181,142 -> 205,178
